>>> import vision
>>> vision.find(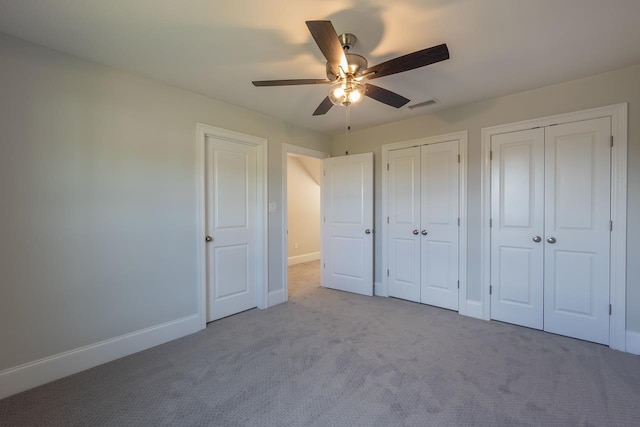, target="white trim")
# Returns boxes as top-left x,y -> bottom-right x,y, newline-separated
0,314 -> 199,399
281,144 -> 329,304
381,131 -> 468,313
268,289 -> 286,307
480,103 -> 627,351
288,251 -> 321,266
626,331 -> 640,355
610,104 -> 628,352
465,301 -> 483,320
374,281 -> 384,296
196,123 -> 269,329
